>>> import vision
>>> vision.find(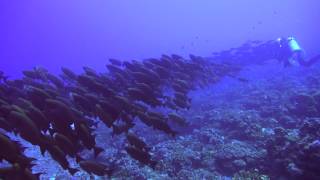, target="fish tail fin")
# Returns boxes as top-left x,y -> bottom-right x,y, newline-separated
171,130 -> 178,137
39,145 -> 47,155
94,146 -> 104,157
75,154 -> 84,163
68,168 -> 79,175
